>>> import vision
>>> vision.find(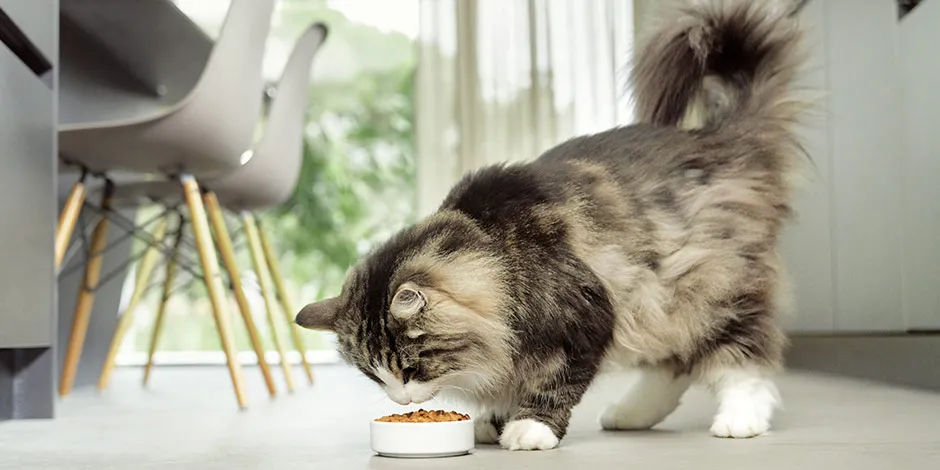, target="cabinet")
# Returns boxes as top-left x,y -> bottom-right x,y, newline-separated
898,0 -> 940,330
0,12 -> 55,348
825,0 -> 905,332
783,0 -> 940,332
779,0 -> 836,332
0,0 -> 56,420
